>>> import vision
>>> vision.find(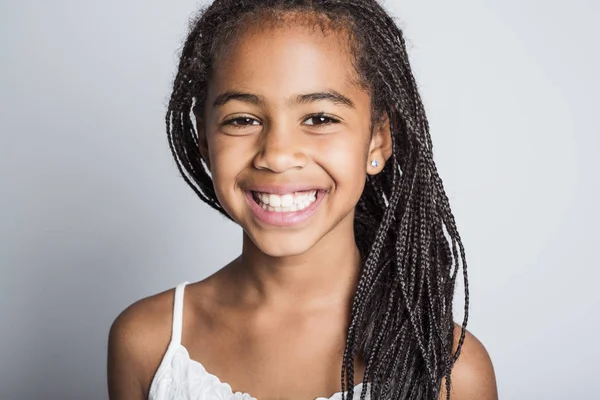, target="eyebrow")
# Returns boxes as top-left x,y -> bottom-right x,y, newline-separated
212,89 -> 355,109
